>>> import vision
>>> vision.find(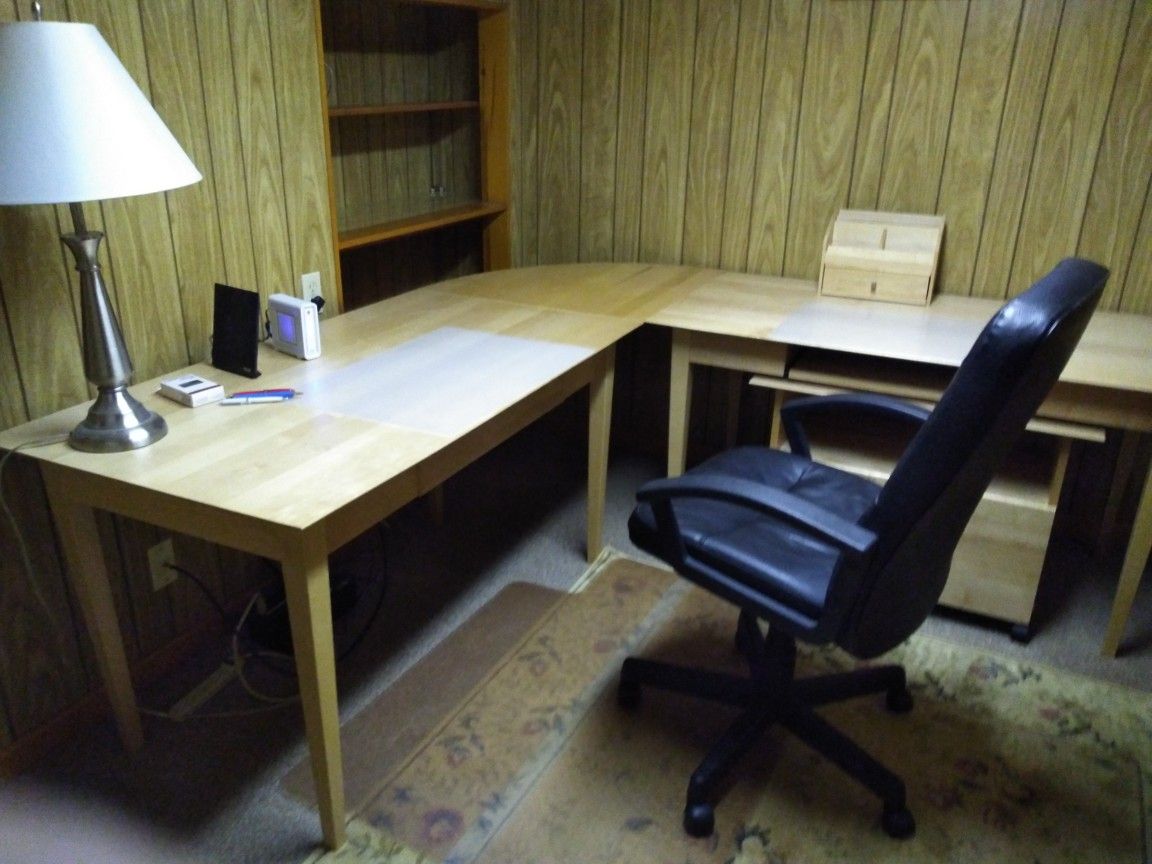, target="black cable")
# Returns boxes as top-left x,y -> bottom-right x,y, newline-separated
164,562 -> 230,630
335,520 -> 390,662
